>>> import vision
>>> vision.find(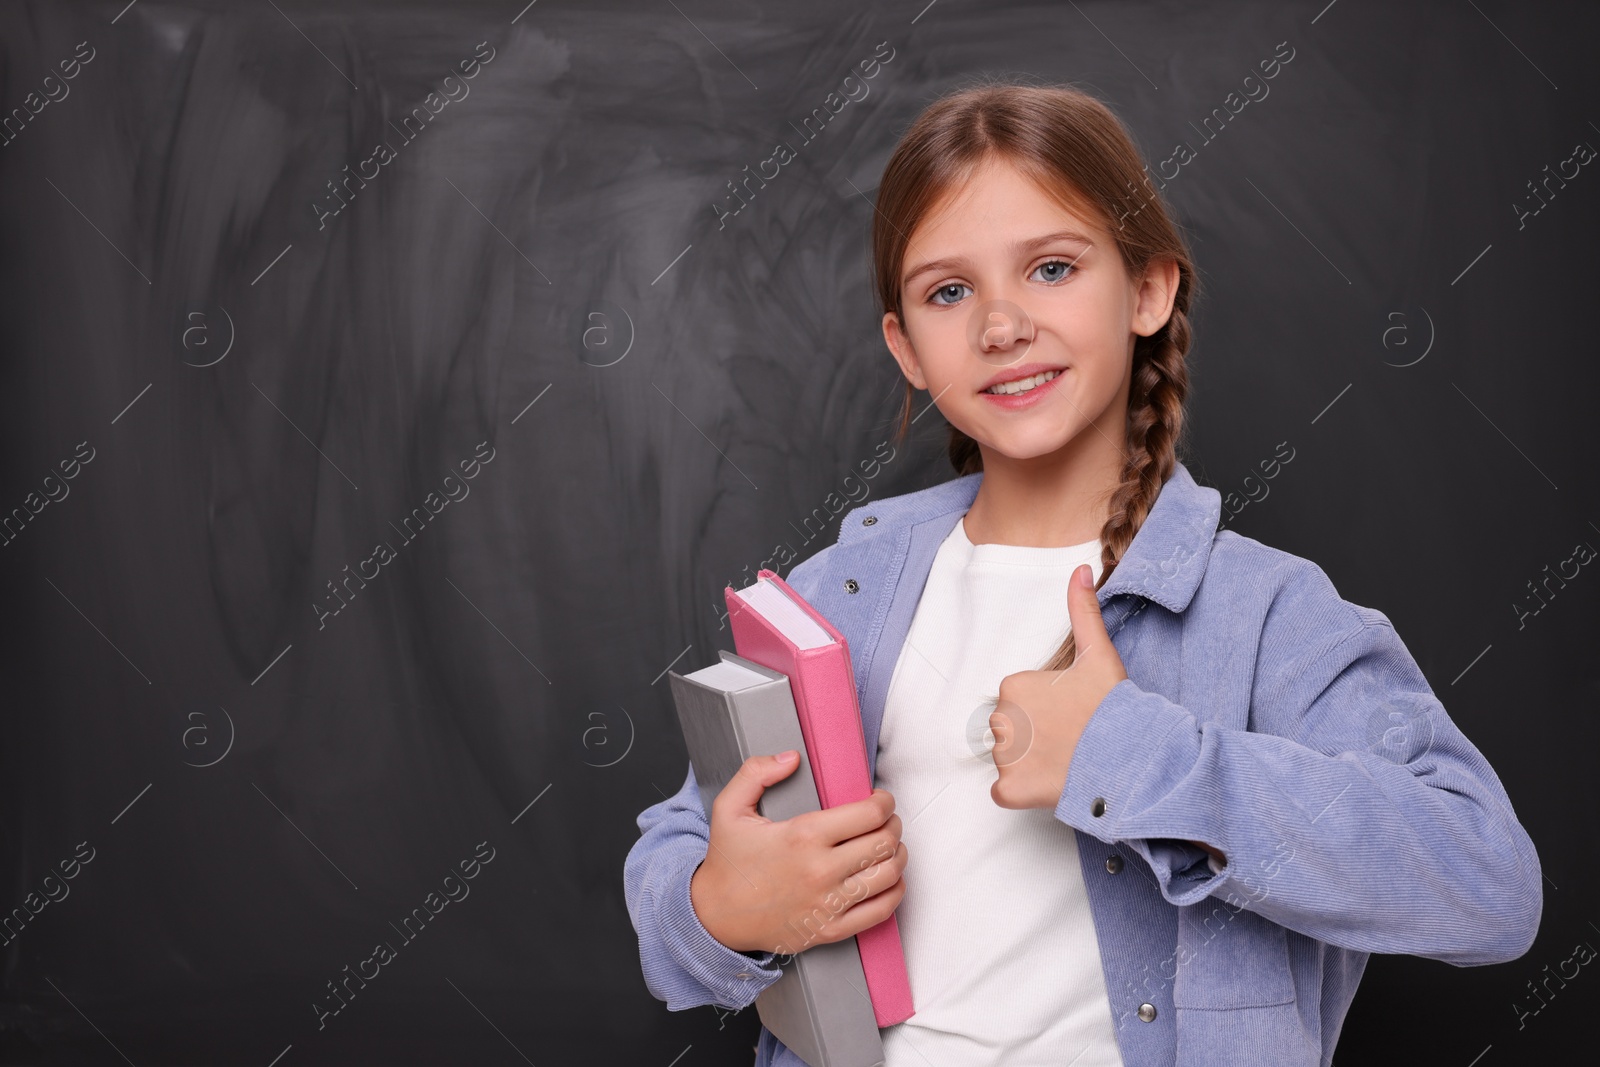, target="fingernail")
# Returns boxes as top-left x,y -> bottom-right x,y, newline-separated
777,750 -> 798,761
1077,564 -> 1093,588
